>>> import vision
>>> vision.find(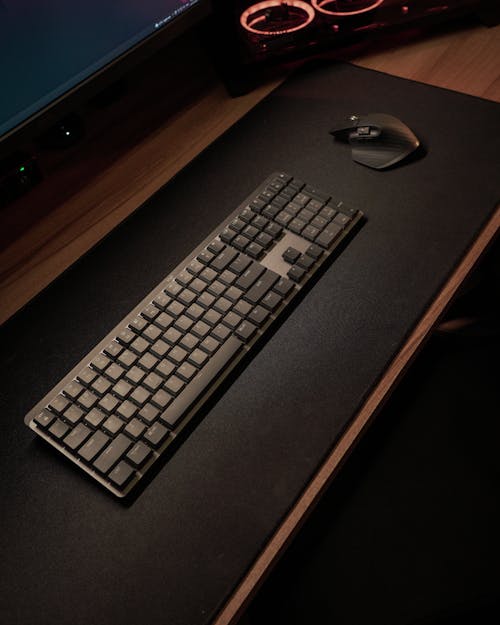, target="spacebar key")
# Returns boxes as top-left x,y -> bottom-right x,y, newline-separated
160,336 -> 243,428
